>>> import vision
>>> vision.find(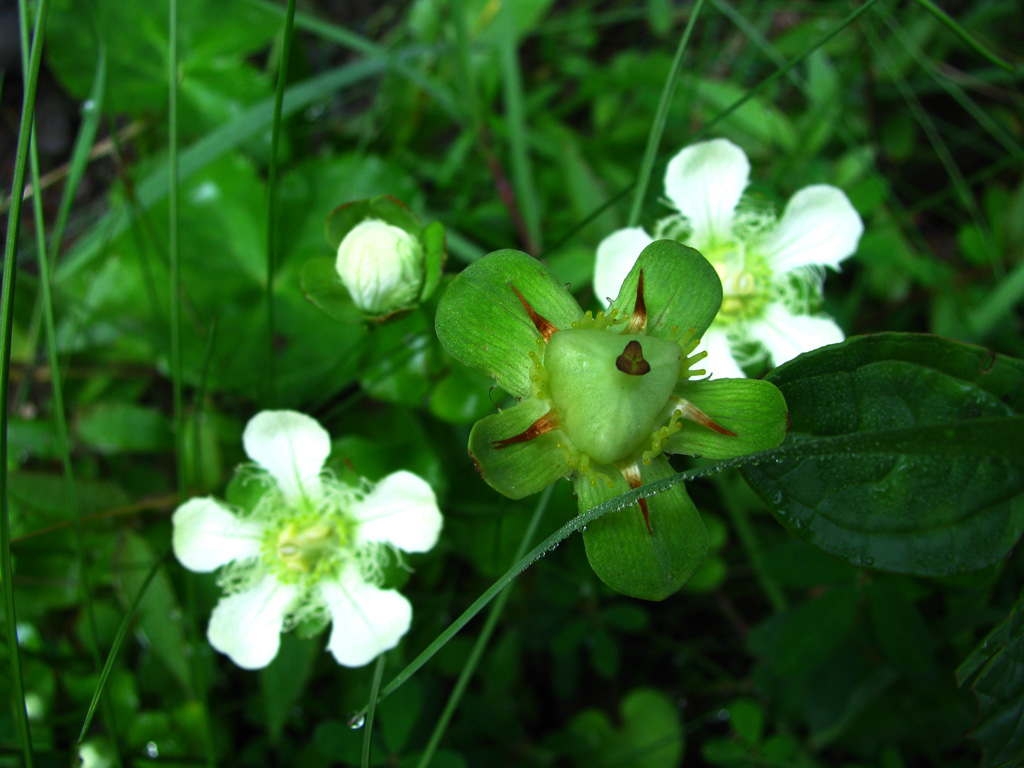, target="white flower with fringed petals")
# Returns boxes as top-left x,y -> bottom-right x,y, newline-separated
595,139 -> 864,378
172,410 -> 442,669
